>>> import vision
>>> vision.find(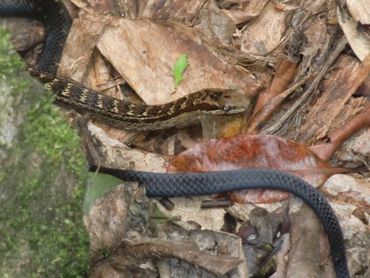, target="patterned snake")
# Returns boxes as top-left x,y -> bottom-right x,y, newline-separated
0,1 -> 349,277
